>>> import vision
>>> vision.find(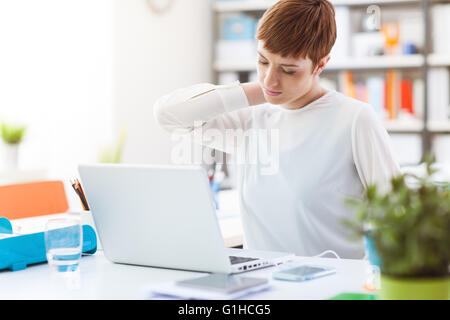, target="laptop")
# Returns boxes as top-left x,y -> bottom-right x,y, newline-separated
78,164 -> 294,274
